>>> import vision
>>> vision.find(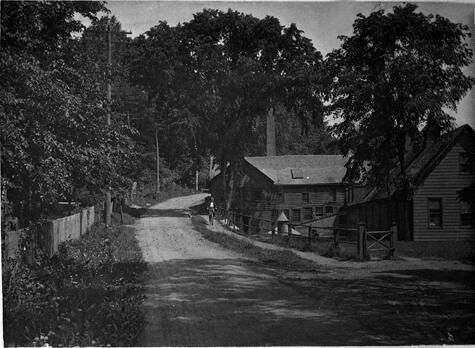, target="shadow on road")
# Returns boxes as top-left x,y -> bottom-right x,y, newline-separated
126,206 -> 191,218
139,257 -> 475,346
